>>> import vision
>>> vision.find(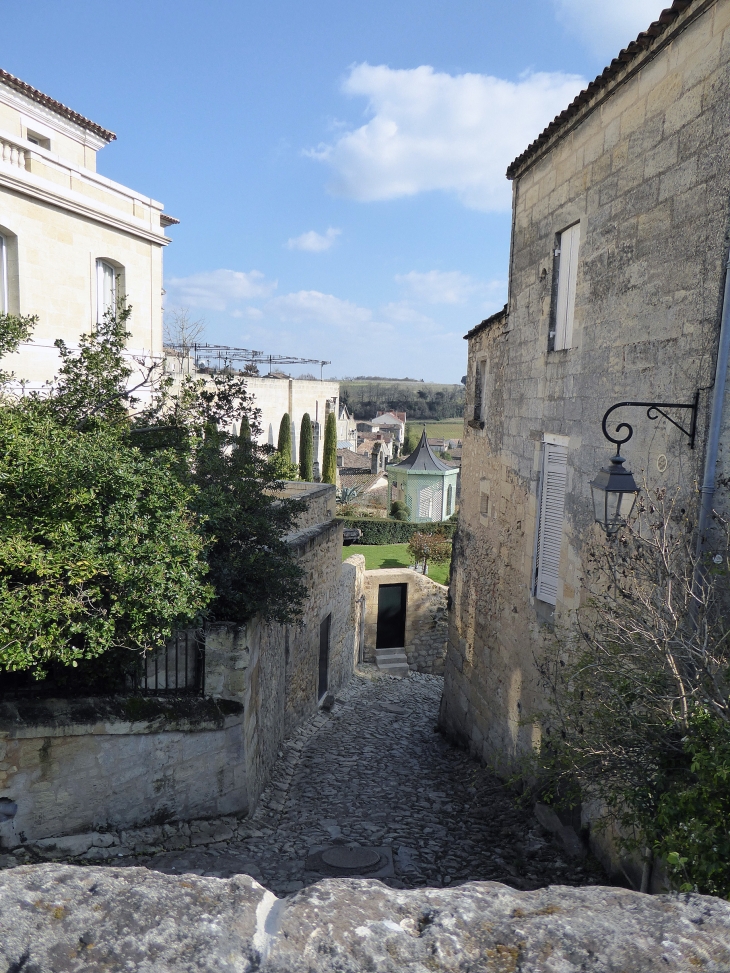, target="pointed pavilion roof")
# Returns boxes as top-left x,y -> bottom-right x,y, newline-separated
390,428 -> 453,473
